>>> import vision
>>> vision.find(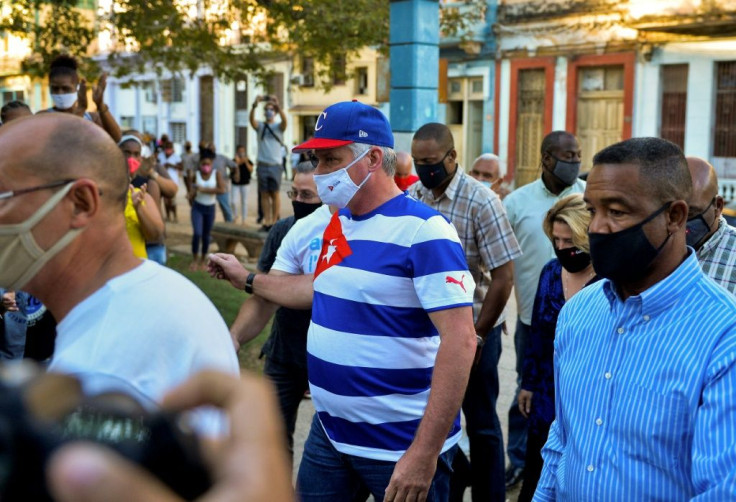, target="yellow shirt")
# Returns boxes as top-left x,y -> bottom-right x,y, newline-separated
125,189 -> 148,259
